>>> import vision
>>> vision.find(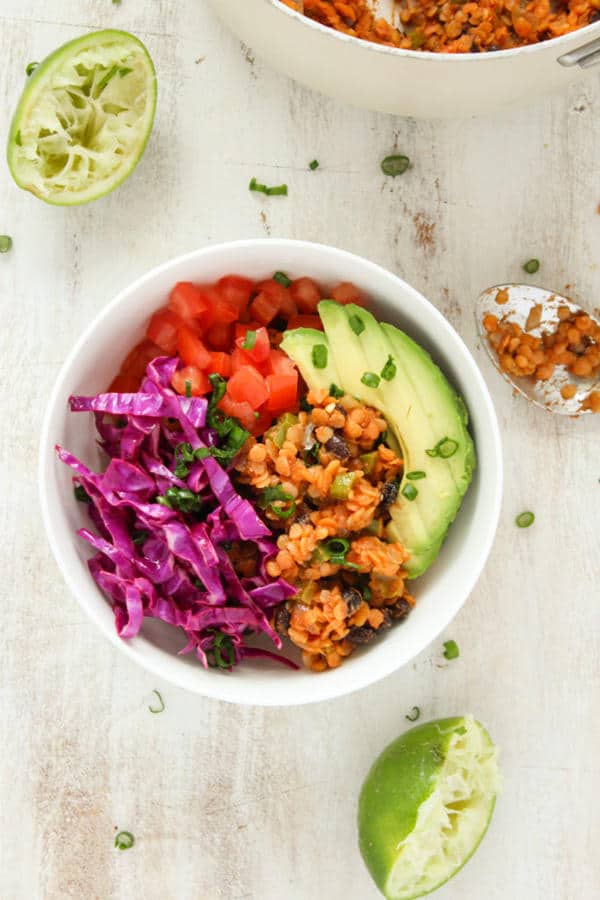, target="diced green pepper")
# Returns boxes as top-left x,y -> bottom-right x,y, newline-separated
268,412 -> 298,448
360,452 -> 377,475
330,471 -> 359,500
